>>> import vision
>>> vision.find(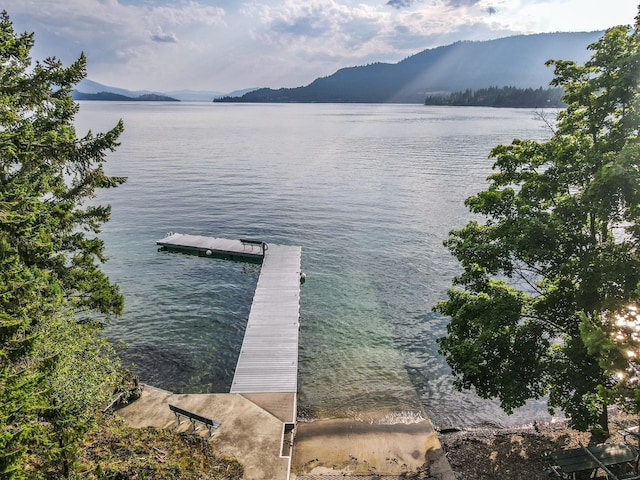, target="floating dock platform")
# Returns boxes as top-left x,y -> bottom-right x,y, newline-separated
157,233 -> 302,395
157,233 -> 265,263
